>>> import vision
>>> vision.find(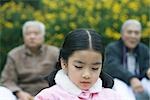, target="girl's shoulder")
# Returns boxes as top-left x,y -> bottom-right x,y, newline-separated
35,85 -> 74,100
38,85 -> 59,94
35,85 -> 61,100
